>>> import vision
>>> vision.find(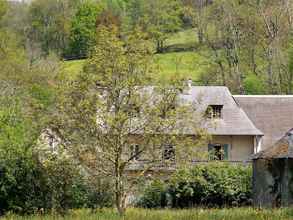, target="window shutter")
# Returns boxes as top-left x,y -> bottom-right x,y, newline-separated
223,144 -> 229,160
208,144 -> 213,160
